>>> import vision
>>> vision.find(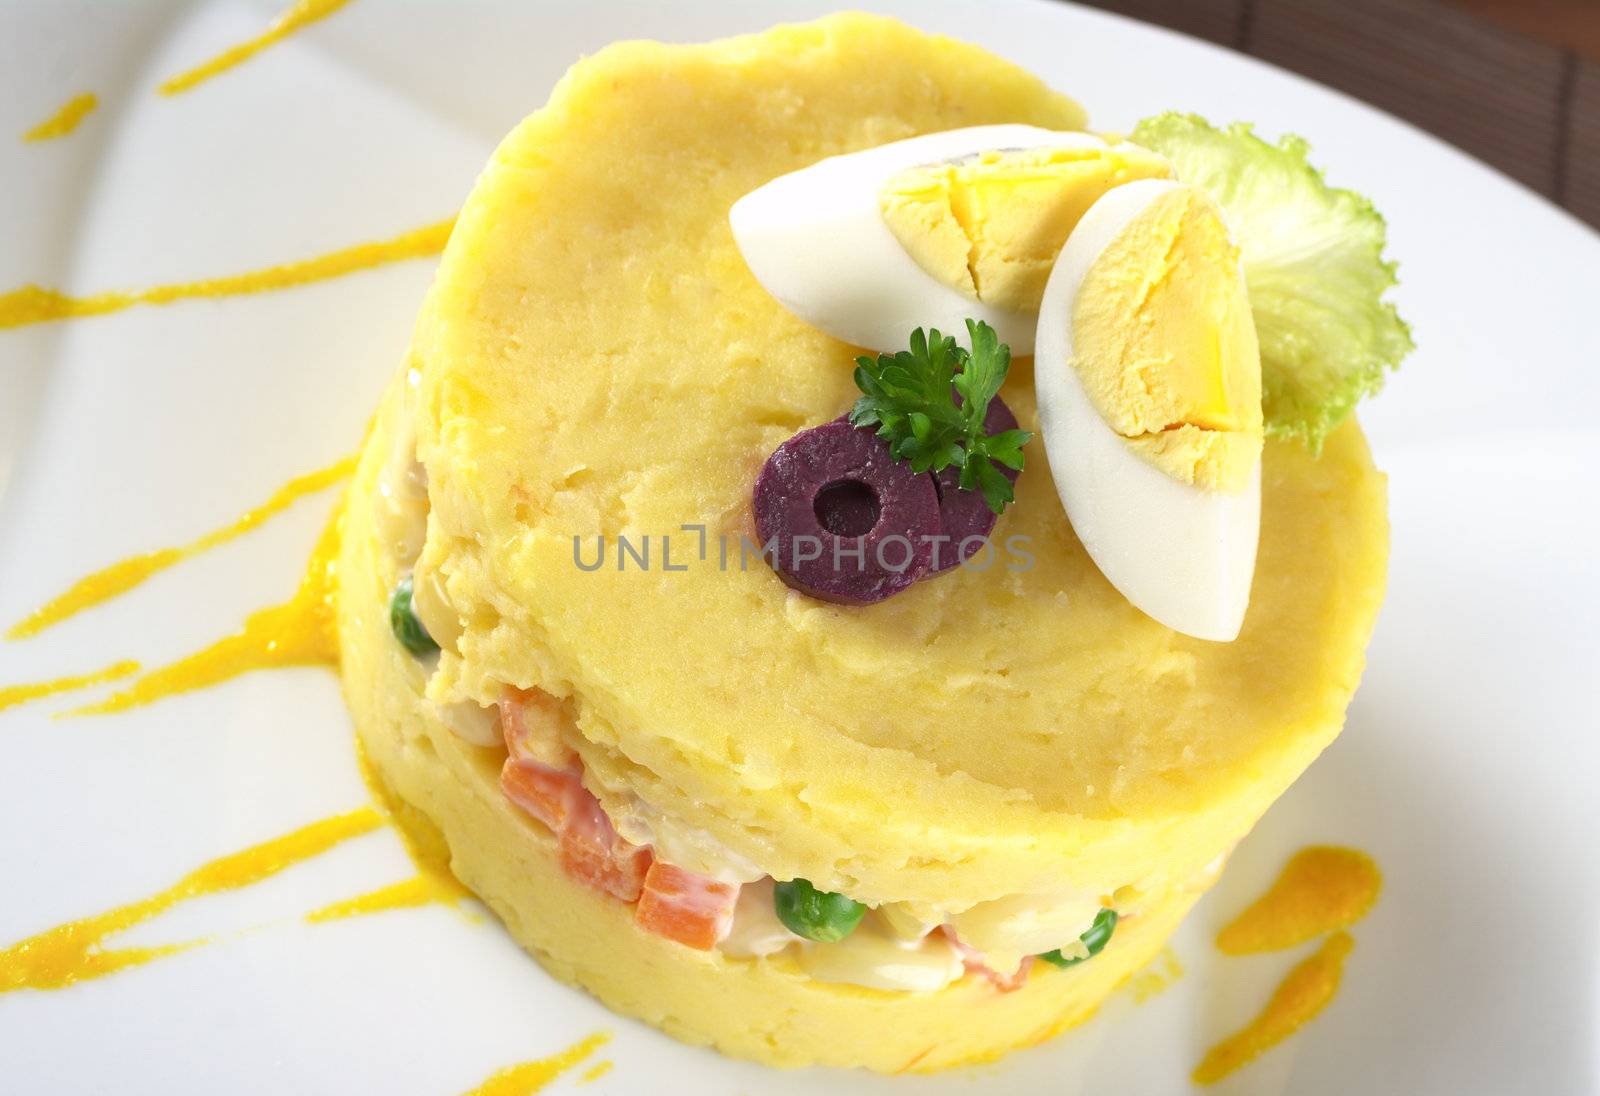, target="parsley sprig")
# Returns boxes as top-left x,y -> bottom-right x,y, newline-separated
848,319 -> 1032,515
